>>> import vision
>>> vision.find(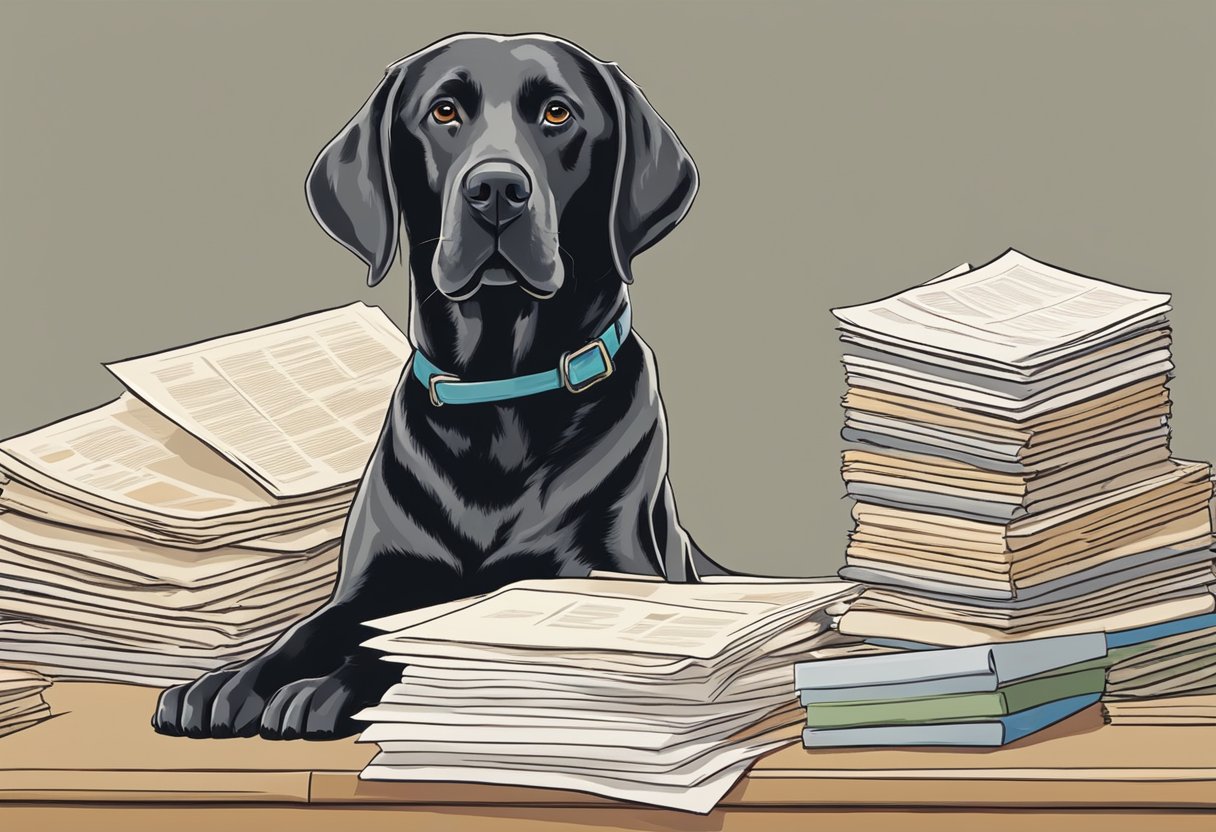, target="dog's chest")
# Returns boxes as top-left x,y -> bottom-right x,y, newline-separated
427,476 -> 608,587
400,404 -> 637,572
412,405 -> 554,499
